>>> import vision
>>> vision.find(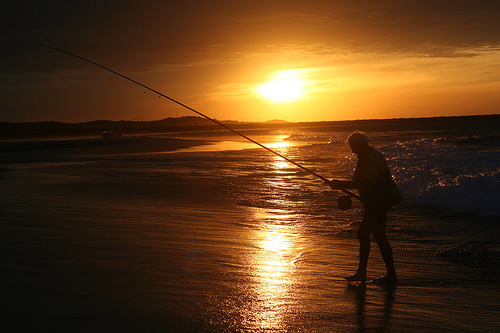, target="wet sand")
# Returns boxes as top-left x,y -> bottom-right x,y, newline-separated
1,136 -> 499,332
